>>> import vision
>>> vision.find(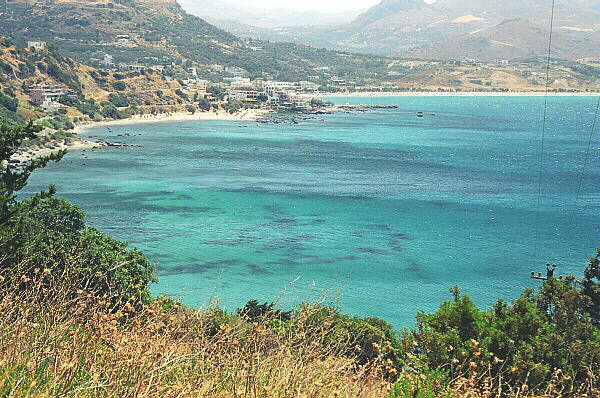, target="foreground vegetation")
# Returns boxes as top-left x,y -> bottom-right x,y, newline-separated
1,122 -> 599,397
